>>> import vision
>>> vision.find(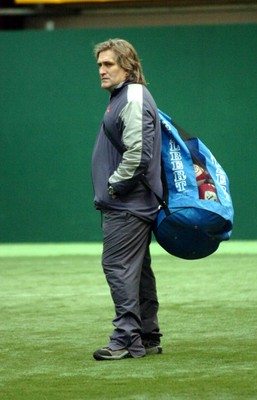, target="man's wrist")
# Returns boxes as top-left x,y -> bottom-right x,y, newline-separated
108,185 -> 116,196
